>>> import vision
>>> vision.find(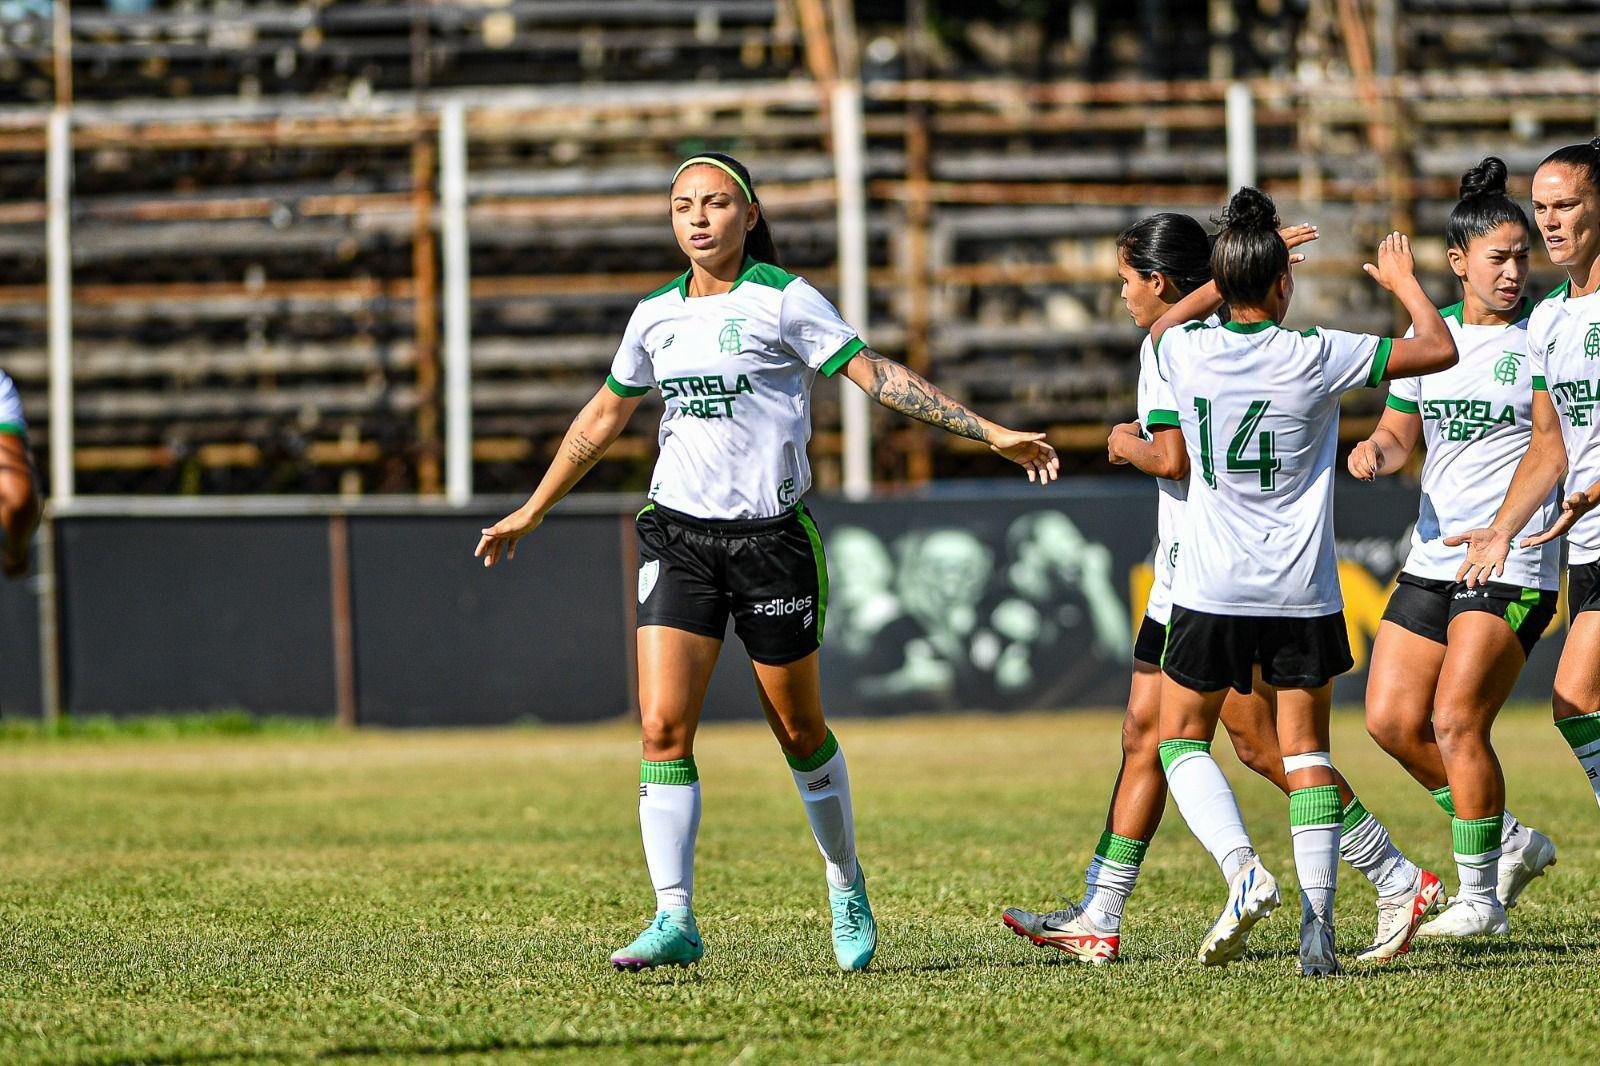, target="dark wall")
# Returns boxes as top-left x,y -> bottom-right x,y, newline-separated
3,481 -> 1572,724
